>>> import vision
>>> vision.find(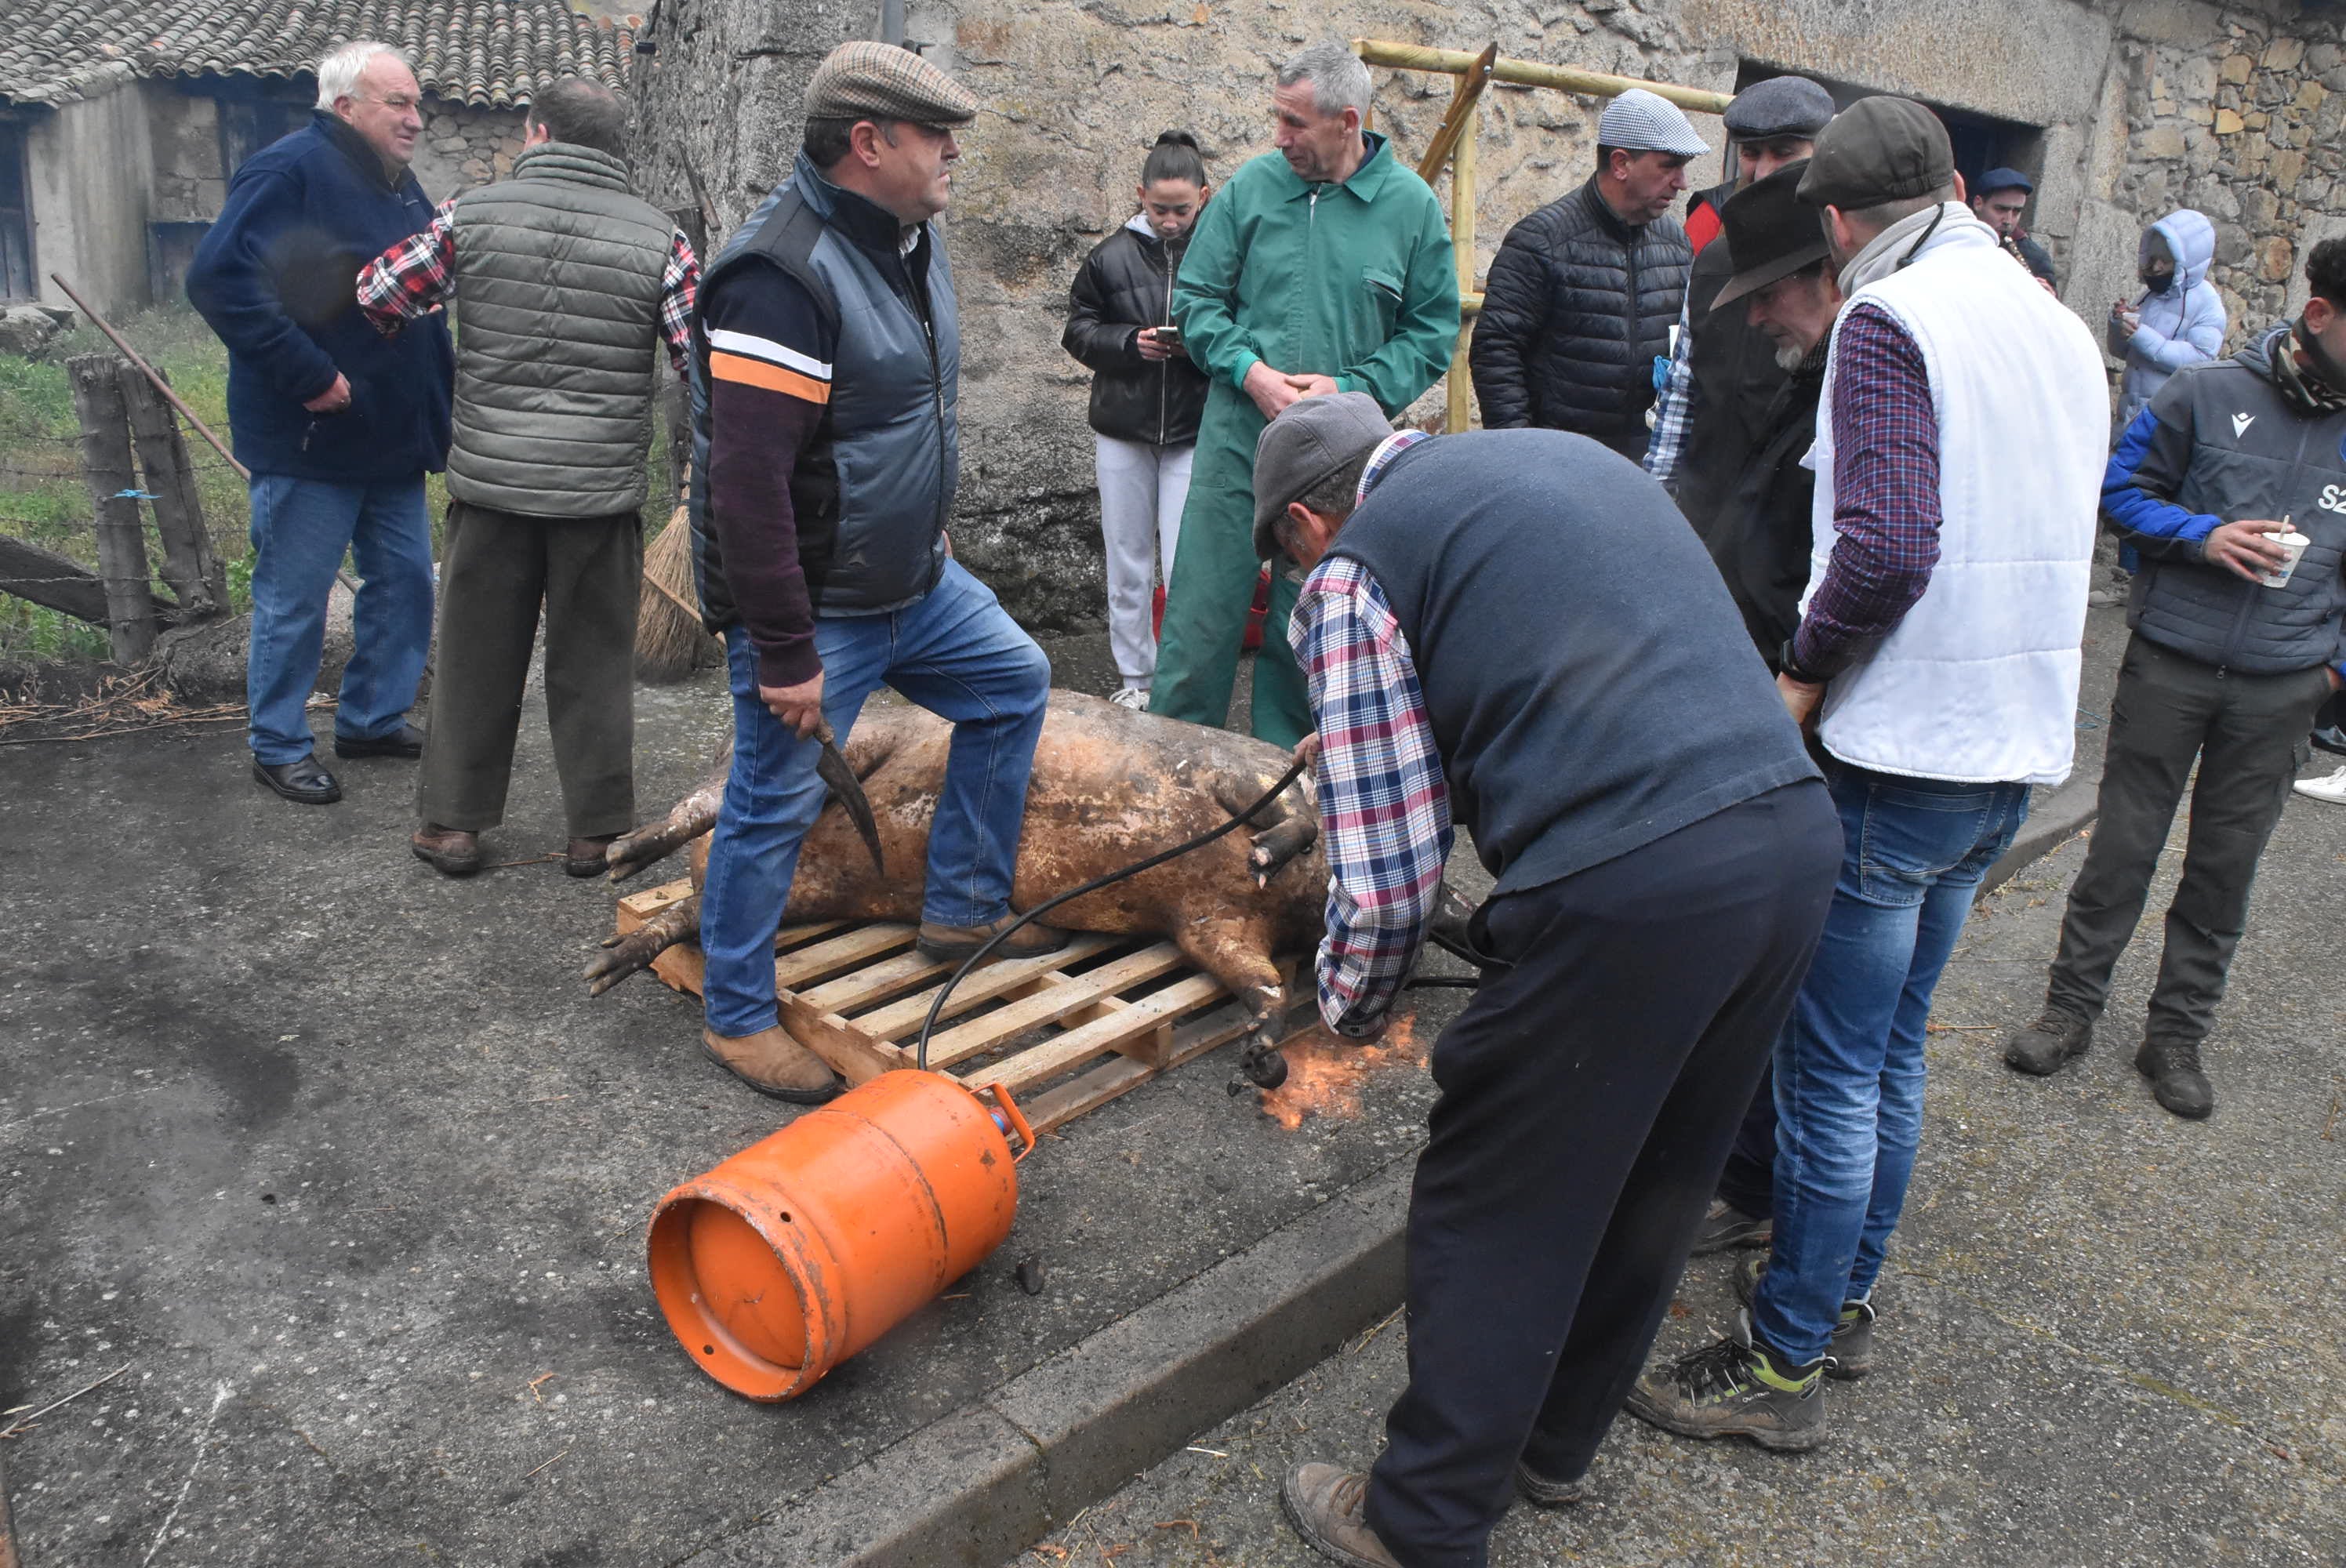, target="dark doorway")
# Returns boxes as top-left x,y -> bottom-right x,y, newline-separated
1730,64 -> 2046,213
216,89 -> 309,178
0,120 -> 34,303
